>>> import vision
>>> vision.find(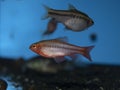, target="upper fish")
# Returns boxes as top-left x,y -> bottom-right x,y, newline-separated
43,4 -> 94,32
29,37 -> 94,63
